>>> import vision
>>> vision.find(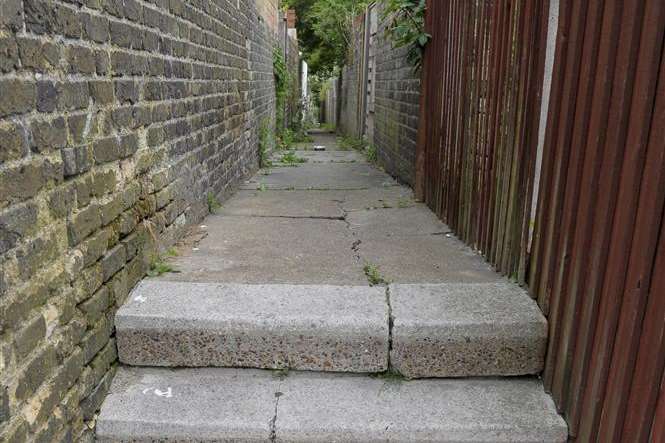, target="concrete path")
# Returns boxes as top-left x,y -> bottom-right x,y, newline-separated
97,132 -> 566,441
160,133 -> 501,286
